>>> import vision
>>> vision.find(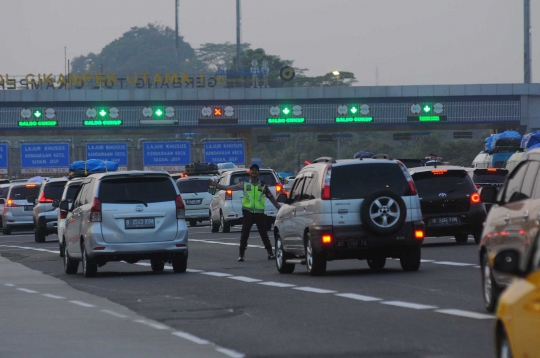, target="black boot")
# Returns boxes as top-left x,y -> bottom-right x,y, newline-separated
267,248 -> 275,260
238,248 -> 245,262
